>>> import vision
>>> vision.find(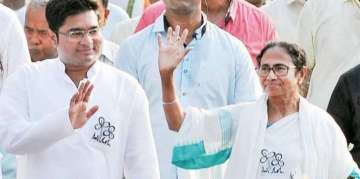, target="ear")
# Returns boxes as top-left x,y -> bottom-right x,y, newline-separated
296,67 -> 308,85
104,9 -> 110,21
